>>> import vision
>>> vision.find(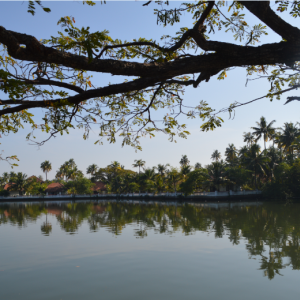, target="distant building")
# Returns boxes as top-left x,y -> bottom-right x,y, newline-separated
3,183 -> 19,197
91,182 -> 107,194
45,182 -> 66,195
